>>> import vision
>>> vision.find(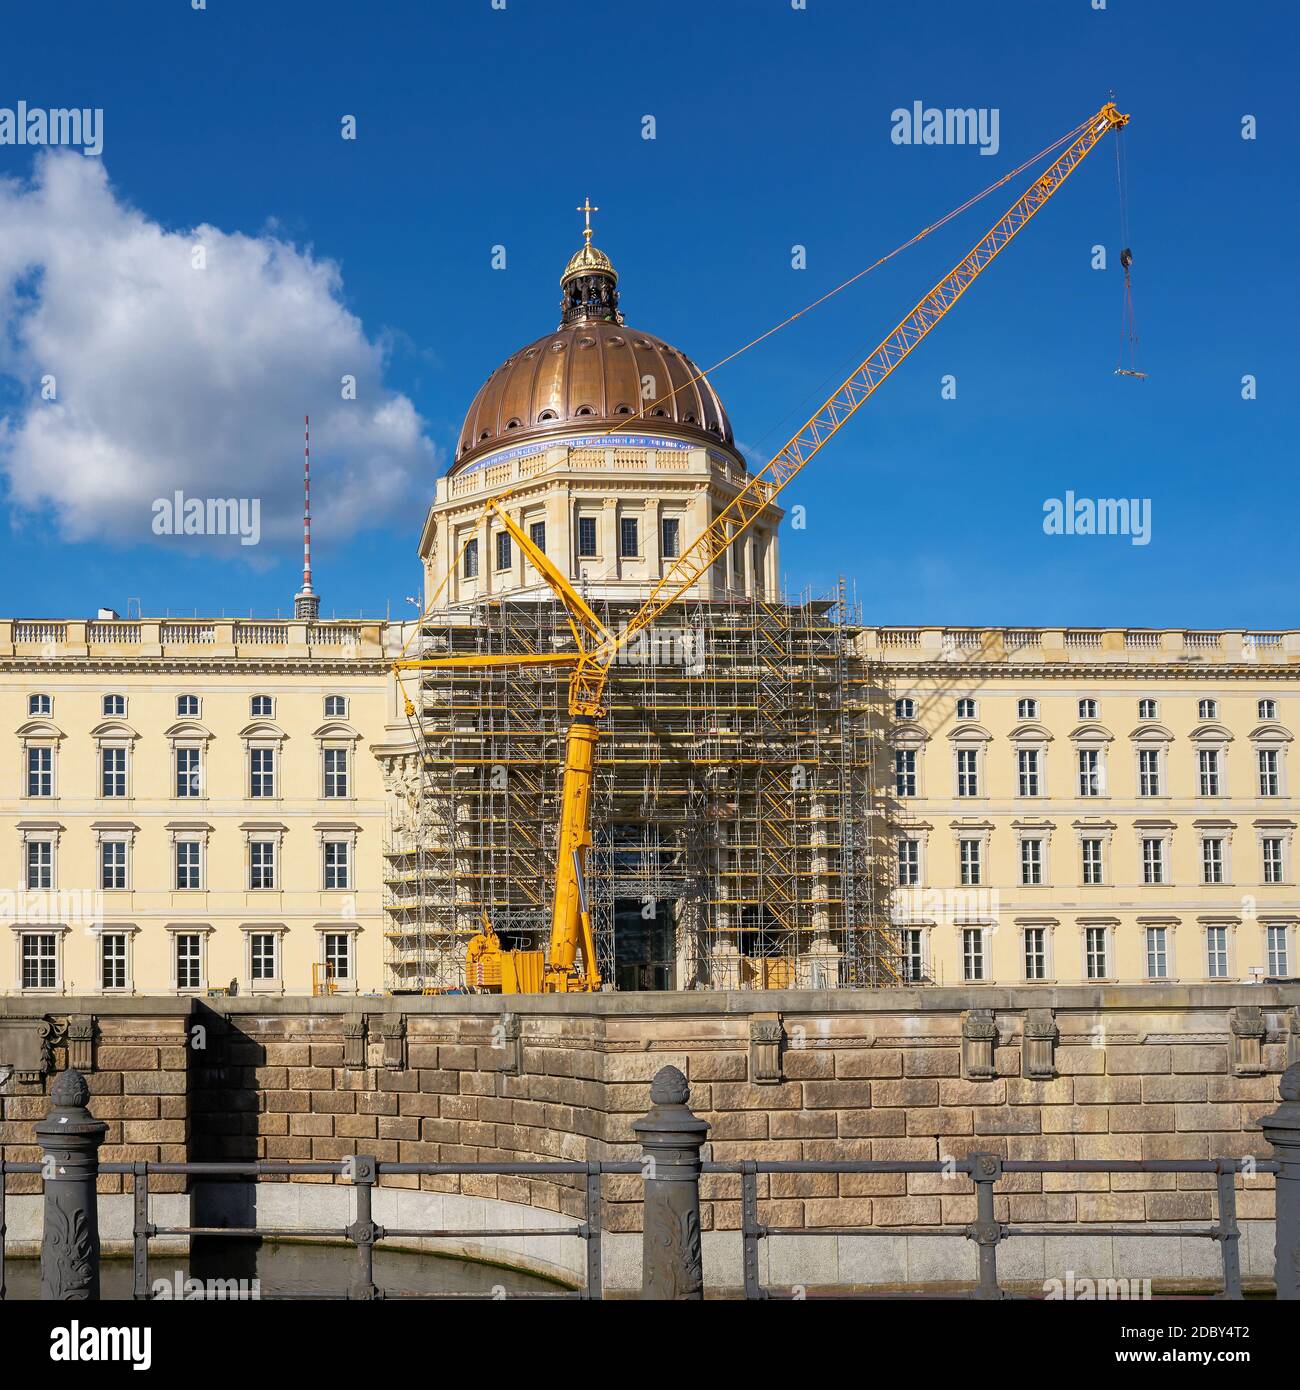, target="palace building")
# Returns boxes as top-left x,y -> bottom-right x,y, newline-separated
2,225 -> 1296,997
